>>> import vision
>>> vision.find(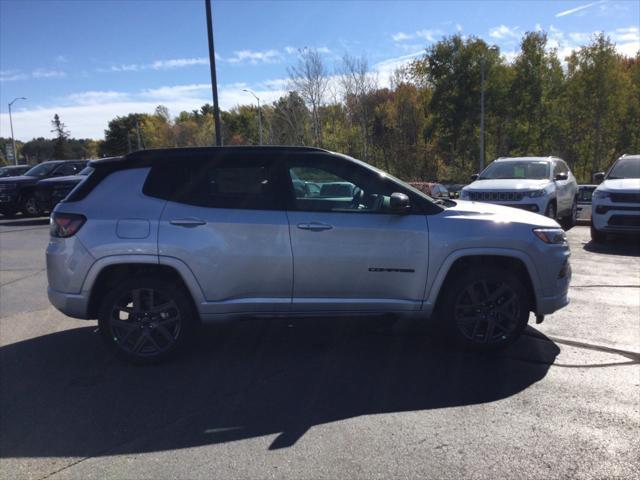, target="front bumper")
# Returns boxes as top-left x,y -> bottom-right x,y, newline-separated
592,200 -> 640,233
